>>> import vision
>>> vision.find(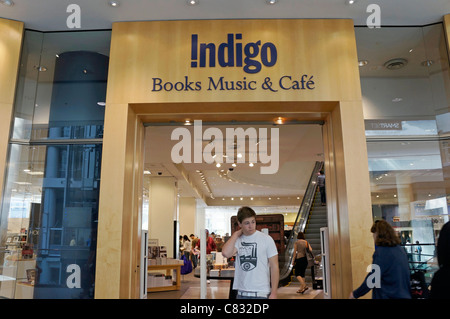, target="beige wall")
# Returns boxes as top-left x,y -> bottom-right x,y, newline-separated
0,18 -> 24,243
148,177 -> 177,258
96,19 -> 373,299
179,197 -> 197,239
